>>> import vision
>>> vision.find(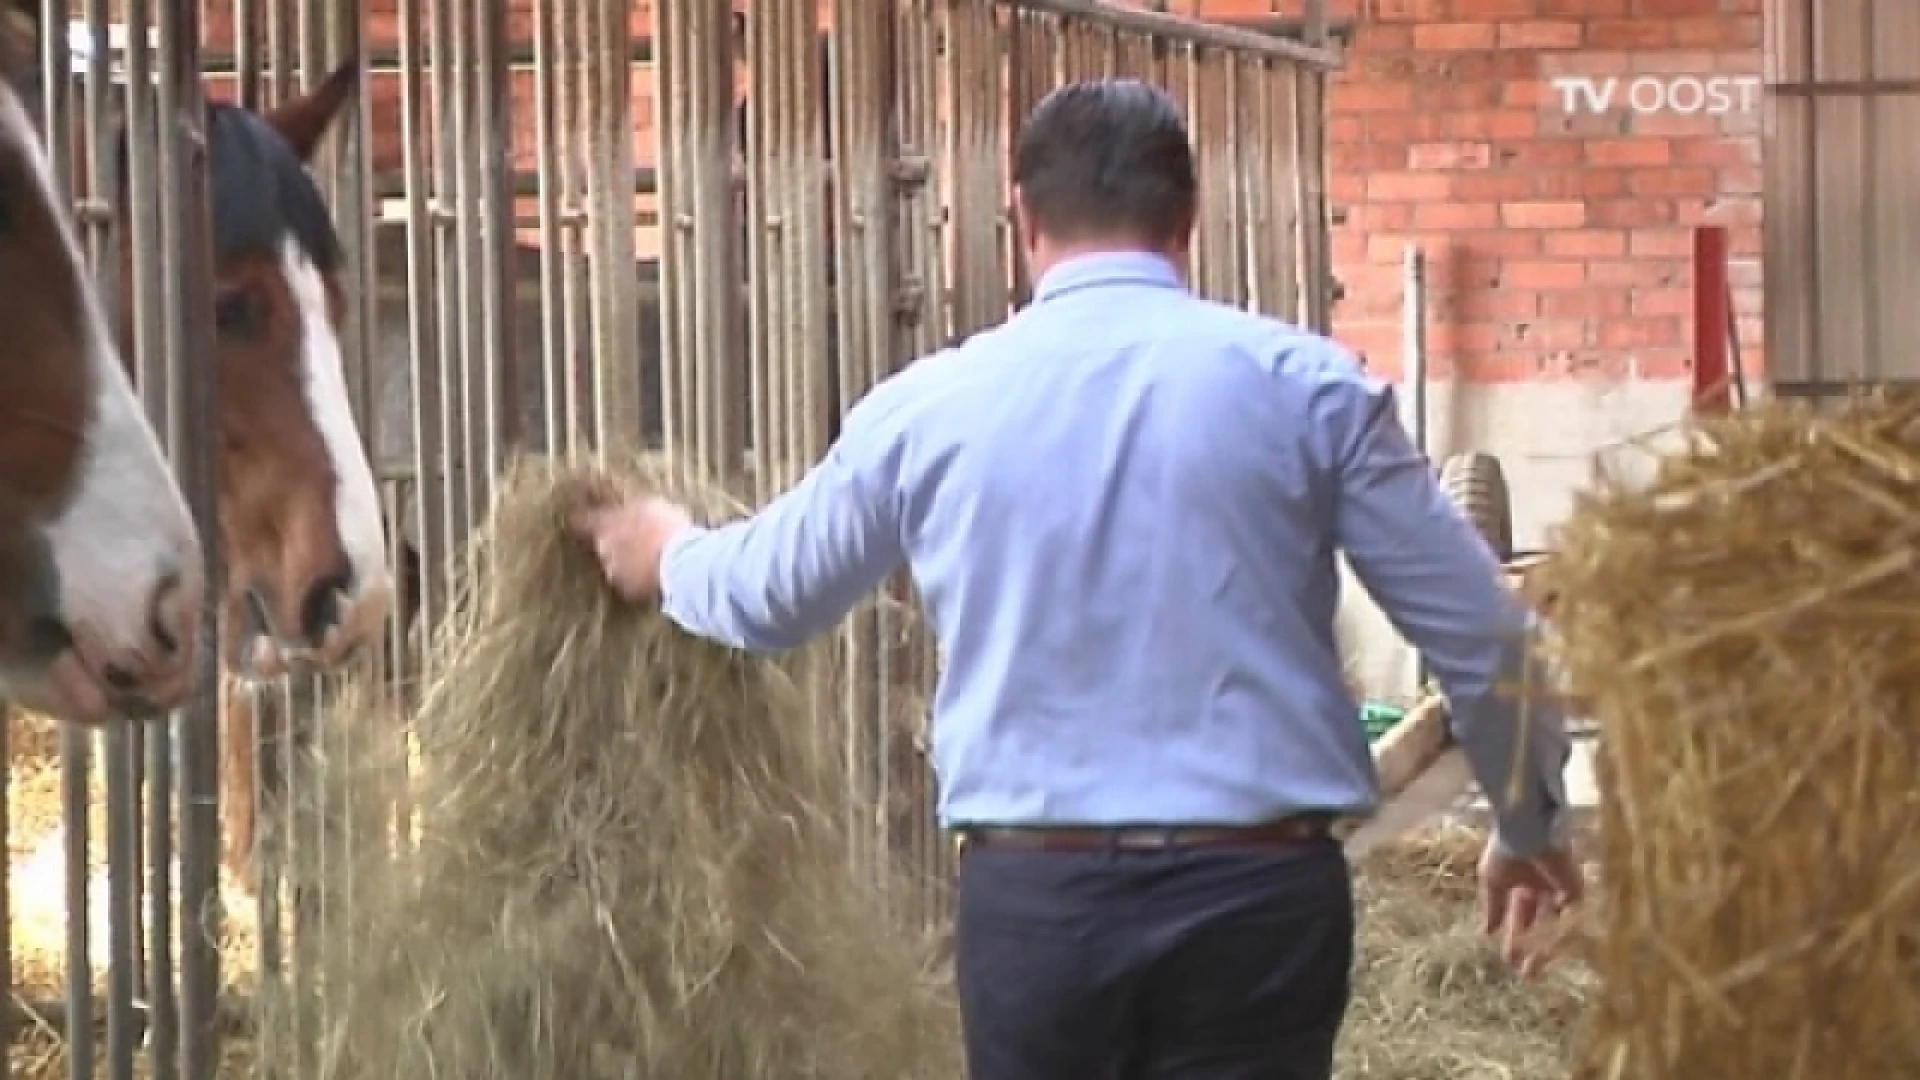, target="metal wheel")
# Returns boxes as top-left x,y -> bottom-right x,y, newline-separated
1439,451 -> 1514,562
